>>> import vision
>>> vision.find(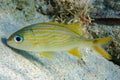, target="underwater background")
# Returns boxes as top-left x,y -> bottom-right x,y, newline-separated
0,0 -> 120,80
